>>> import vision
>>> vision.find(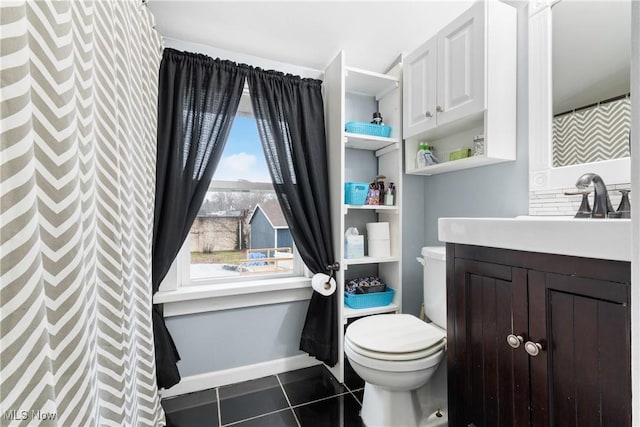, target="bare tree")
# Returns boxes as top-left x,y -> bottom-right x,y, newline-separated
205,191 -> 277,214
